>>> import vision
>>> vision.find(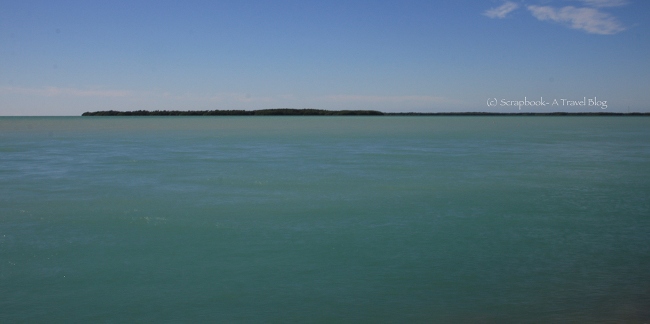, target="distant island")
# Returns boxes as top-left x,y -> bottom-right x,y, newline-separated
82,109 -> 383,116
81,109 -> 650,116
